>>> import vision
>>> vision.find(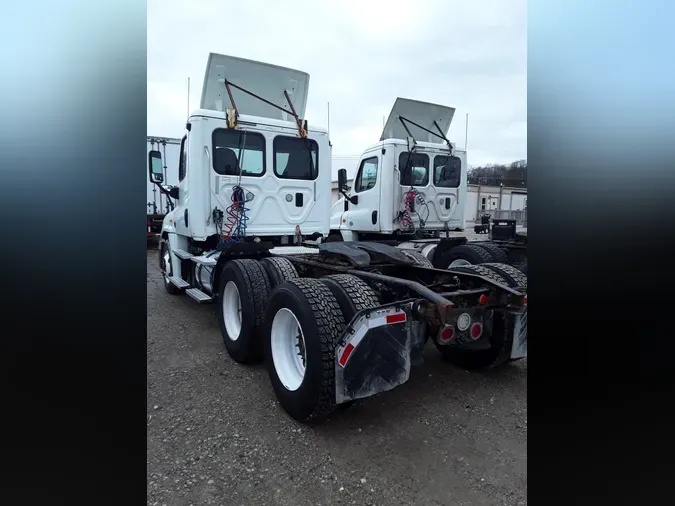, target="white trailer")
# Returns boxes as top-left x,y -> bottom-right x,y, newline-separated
146,136 -> 181,238
148,53 -> 527,424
